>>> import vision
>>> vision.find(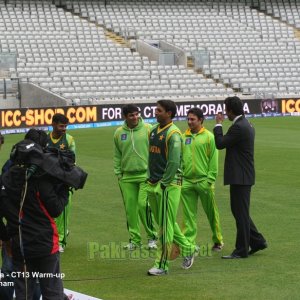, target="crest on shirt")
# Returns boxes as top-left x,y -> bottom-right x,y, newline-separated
185,138 -> 192,145
121,134 -> 127,141
60,143 -> 66,150
159,135 -> 164,141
